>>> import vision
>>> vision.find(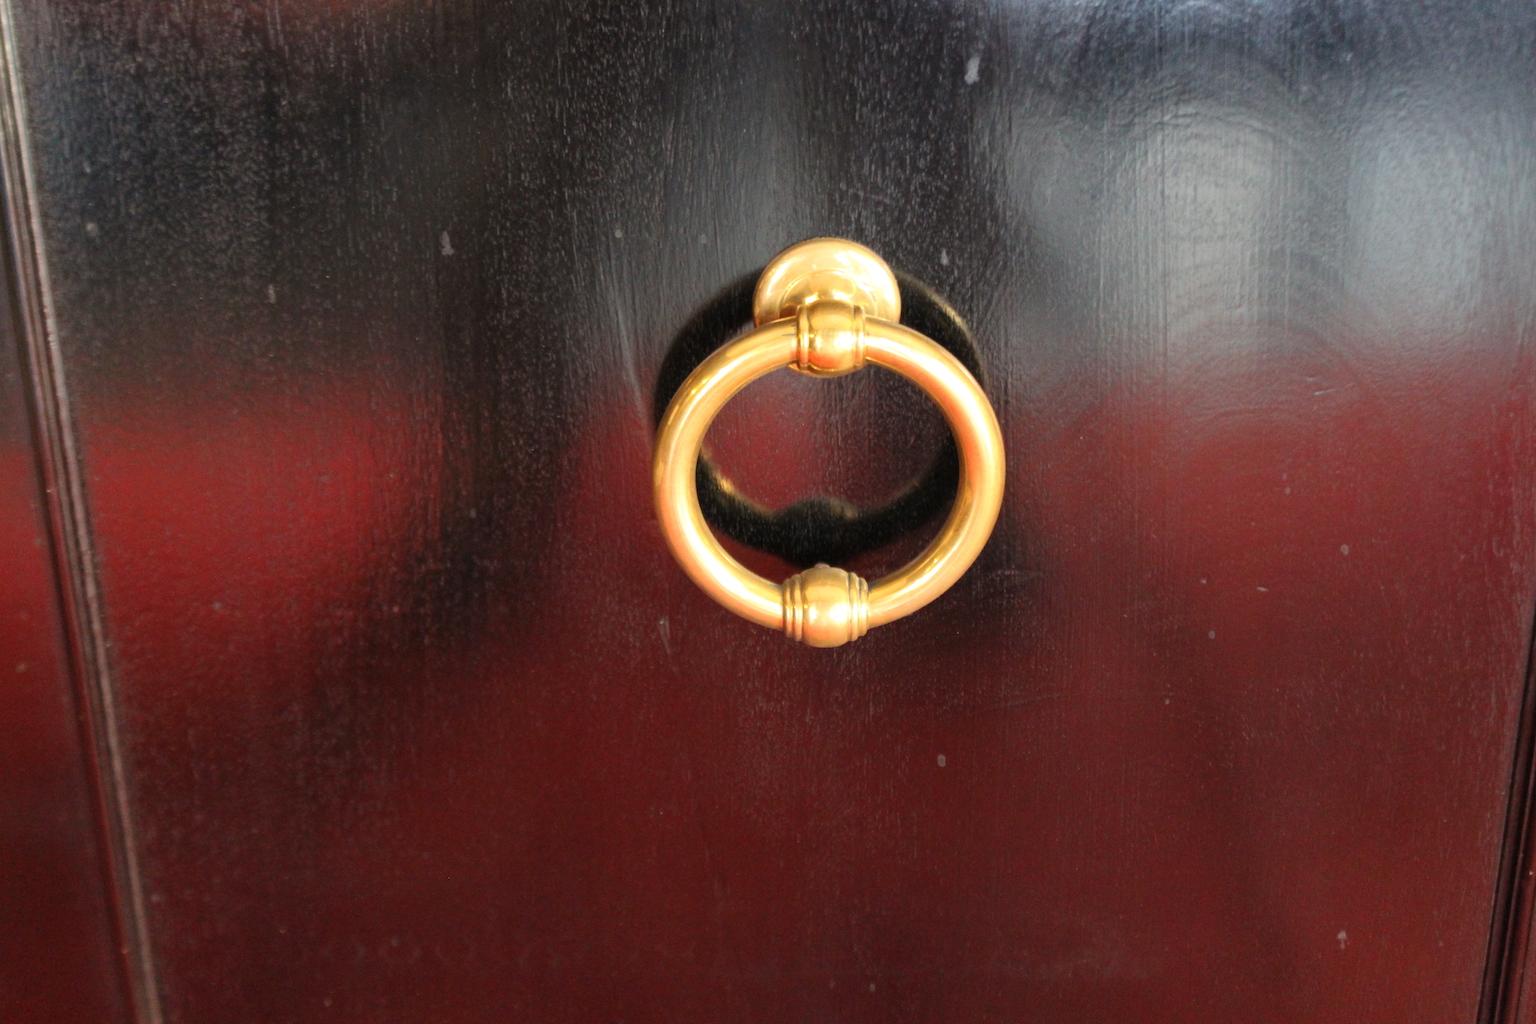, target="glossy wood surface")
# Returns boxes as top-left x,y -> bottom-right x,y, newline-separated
4,1 -> 1536,1021
0,223 -> 128,1020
